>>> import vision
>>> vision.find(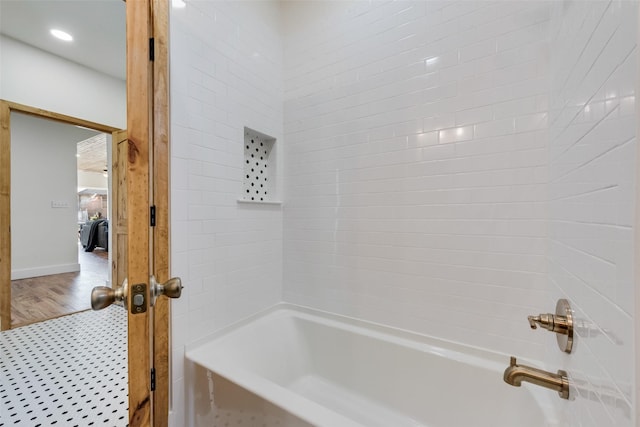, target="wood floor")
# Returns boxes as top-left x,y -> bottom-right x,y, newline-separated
10,244 -> 109,328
